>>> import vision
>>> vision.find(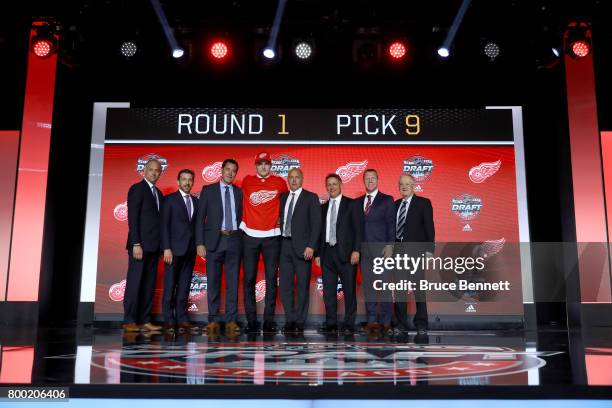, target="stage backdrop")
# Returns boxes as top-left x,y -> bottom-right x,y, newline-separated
81,106 -> 531,321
